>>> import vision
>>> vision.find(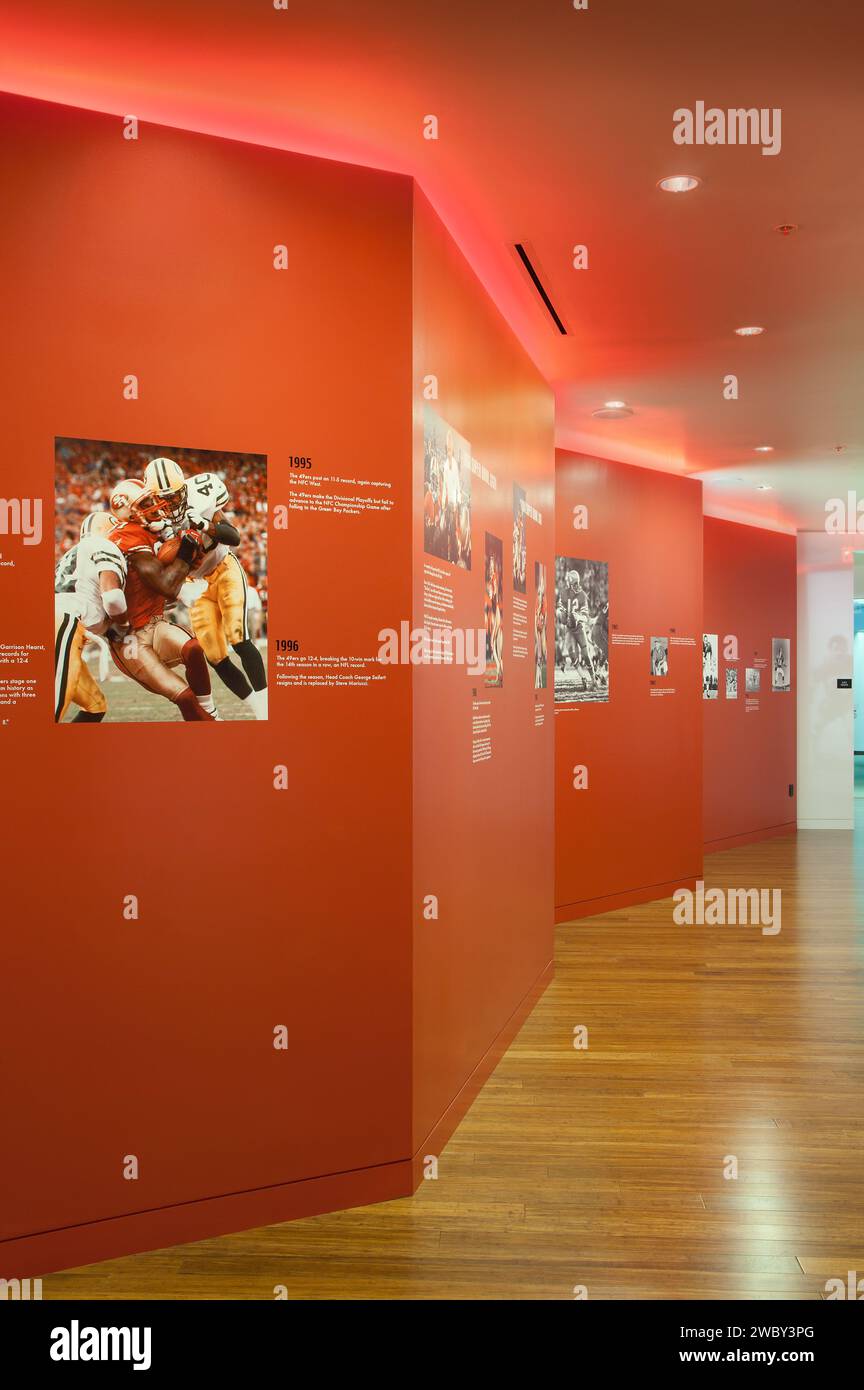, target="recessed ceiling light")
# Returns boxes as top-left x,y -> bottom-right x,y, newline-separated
754,445 -> 774,452
774,223 -> 798,236
592,403 -> 634,420
657,175 -> 701,193
604,400 -> 627,410
756,484 -> 773,491
735,325 -> 765,336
